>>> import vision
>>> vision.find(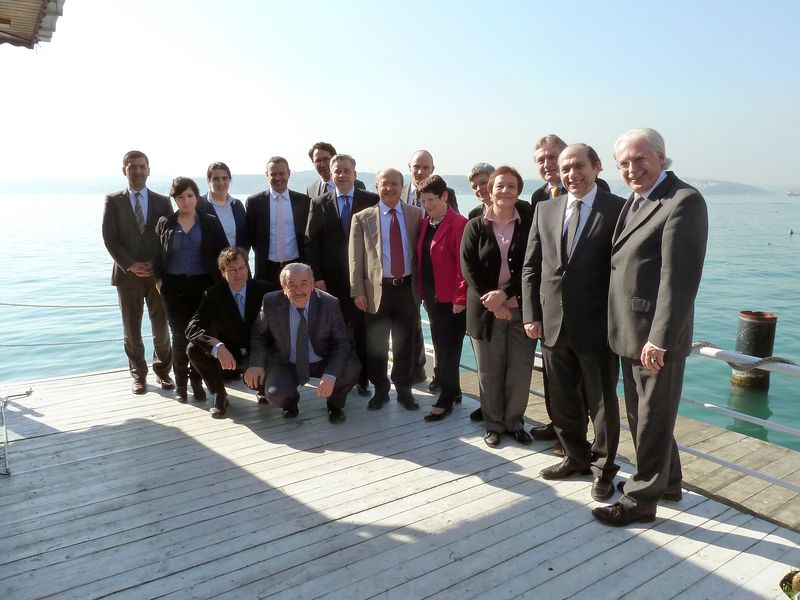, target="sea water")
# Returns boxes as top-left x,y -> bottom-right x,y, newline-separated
1,191 -> 797,450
